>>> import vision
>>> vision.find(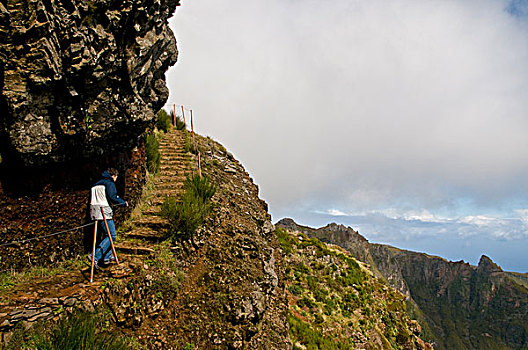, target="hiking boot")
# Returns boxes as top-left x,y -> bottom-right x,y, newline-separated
87,254 -> 100,270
